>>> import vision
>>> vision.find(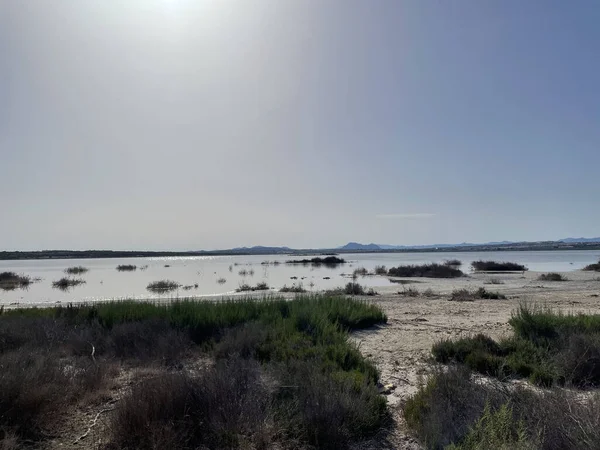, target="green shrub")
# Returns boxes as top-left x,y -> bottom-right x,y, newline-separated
447,403 -> 535,450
